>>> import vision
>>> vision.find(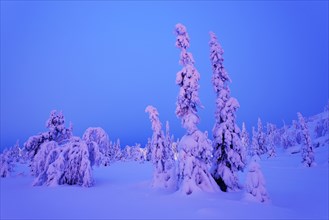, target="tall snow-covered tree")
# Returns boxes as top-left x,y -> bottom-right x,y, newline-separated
266,123 -> 276,158
145,105 -> 176,190
297,112 -> 315,167
245,156 -> 270,203
175,24 -> 218,195
209,31 -> 245,192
